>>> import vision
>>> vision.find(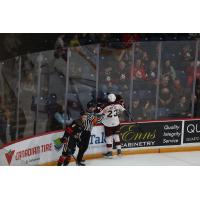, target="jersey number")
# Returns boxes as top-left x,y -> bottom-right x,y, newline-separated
107,110 -> 118,118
